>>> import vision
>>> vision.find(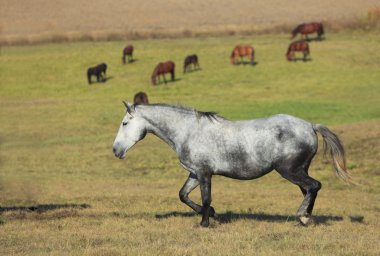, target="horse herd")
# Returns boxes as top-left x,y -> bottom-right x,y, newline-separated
87,22 -> 325,103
